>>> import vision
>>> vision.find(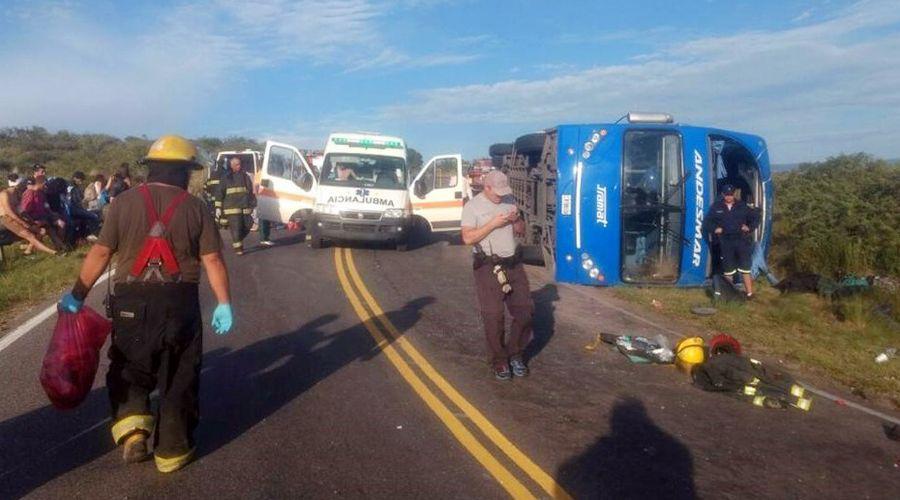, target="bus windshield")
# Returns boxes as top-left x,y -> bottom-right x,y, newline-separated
320,153 -> 408,190
620,130 -> 684,284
